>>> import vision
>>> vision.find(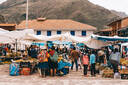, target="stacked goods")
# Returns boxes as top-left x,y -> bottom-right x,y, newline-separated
120,58 -> 128,66
120,69 -> 128,74
119,65 -> 128,79
121,74 -> 128,79
20,68 -> 31,75
102,68 -> 114,78
2,61 -> 12,64
120,69 -> 128,79
20,62 -> 31,75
